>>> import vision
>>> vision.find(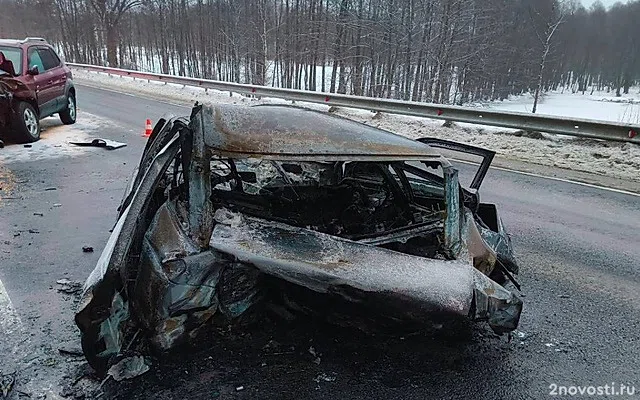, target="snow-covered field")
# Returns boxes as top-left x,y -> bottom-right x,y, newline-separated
71,69 -> 640,184
485,91 -> 640,125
